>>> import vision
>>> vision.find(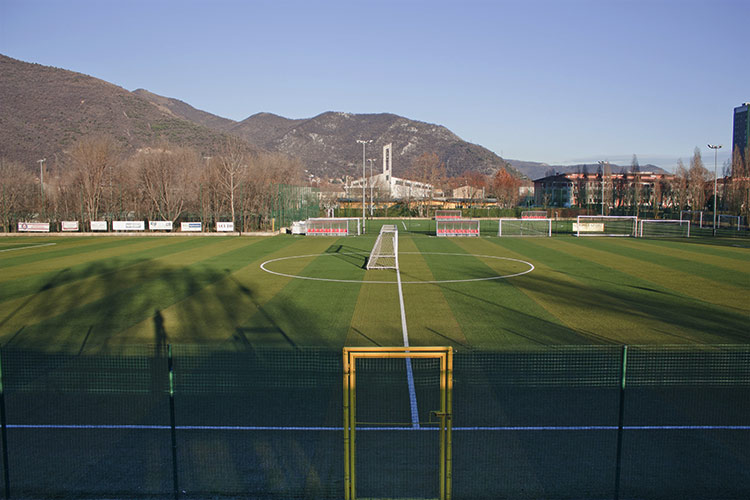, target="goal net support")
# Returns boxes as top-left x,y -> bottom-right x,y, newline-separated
639,219 -> 690,238
305,218 -> 361,236
367,224 -> 399,270
435,210 -> 462,220
436,219 -> 480,237
575,216 -> 637,237
498,218 -> 552,237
